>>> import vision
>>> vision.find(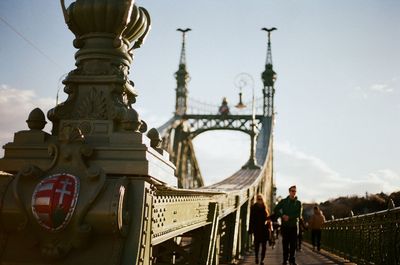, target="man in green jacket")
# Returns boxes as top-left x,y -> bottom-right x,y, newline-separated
274,185 -> 302,265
